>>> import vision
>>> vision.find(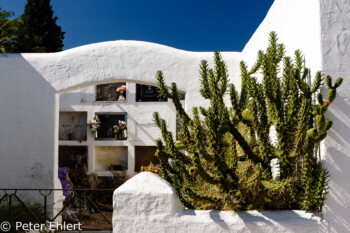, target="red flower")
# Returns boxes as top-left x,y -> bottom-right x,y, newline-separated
324,100 -> 330,105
